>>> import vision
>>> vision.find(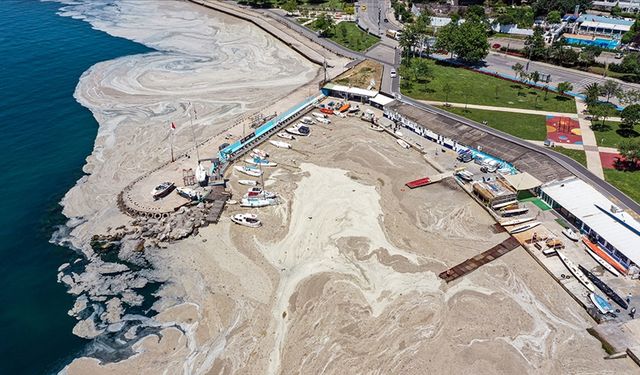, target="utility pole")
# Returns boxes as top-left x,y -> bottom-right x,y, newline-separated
187,102 -> 200,161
